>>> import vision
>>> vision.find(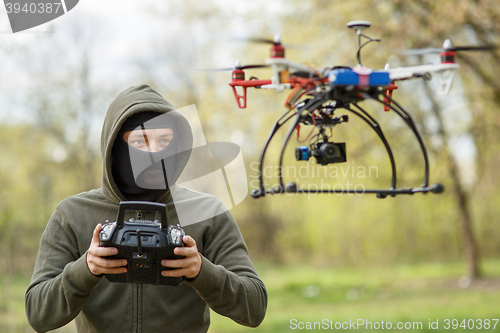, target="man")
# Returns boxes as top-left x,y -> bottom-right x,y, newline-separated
25,84 -> 267,332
